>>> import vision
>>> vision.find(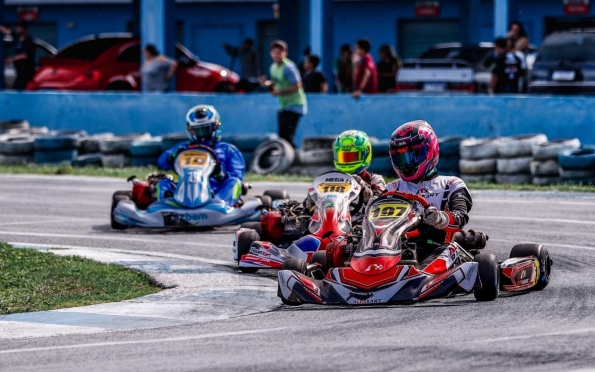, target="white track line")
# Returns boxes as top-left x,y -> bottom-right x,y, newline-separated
473,215 -> 595,225
477,198 -> 595,206
0,231 -> 229,248
0,327 -> 288,354
0,219 -> 102,227
475,327 -> 595,343
490,238 -> 595,252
